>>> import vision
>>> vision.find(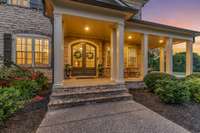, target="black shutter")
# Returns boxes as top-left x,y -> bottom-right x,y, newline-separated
0,0 -> 7,4
3,33 -> 12,63
30,0 -> 44,11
